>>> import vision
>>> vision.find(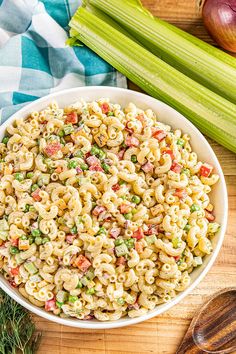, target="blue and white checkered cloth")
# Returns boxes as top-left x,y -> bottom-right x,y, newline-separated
0,0 -> 127,123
